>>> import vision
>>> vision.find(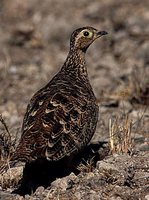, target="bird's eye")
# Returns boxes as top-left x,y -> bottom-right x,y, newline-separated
83,31 -> 89,37
82,30 -> 93,38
